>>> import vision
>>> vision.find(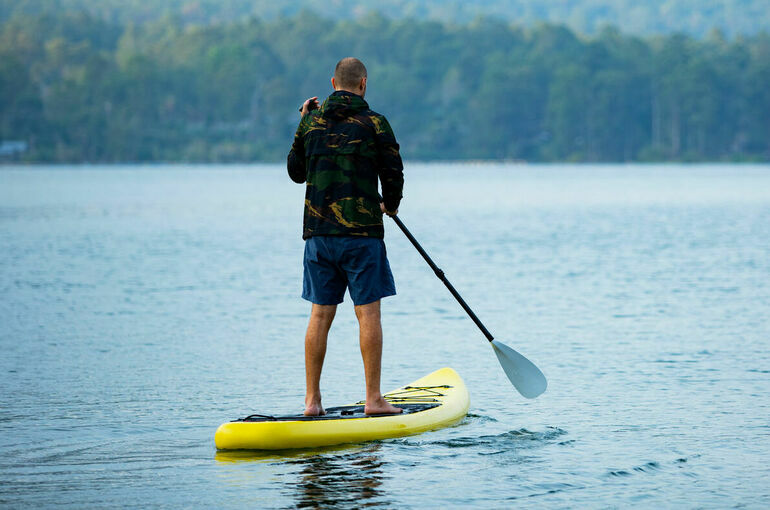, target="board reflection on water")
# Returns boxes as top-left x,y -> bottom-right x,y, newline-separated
291,447 -> 386,508
215,445 -> 389,508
